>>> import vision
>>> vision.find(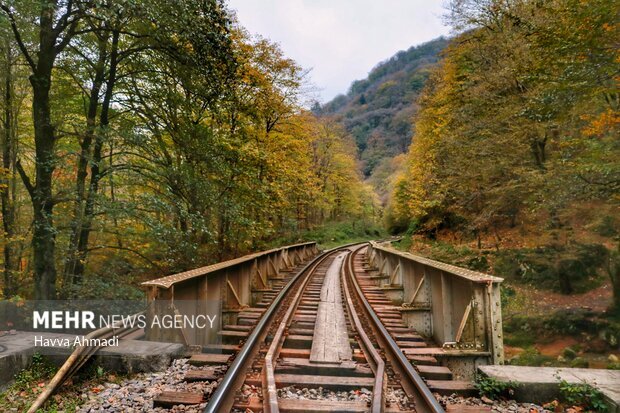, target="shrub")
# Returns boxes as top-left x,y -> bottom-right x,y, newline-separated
558,378 -> 608,412
493,244 -> 608,294
14,353 -> 56,389
508,347 -> 554,366
570,357 -> 589,368
500,285 -> 516,308
562,347 -> 577,360
474,375 -> 519,399
595,215 -> 617,237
